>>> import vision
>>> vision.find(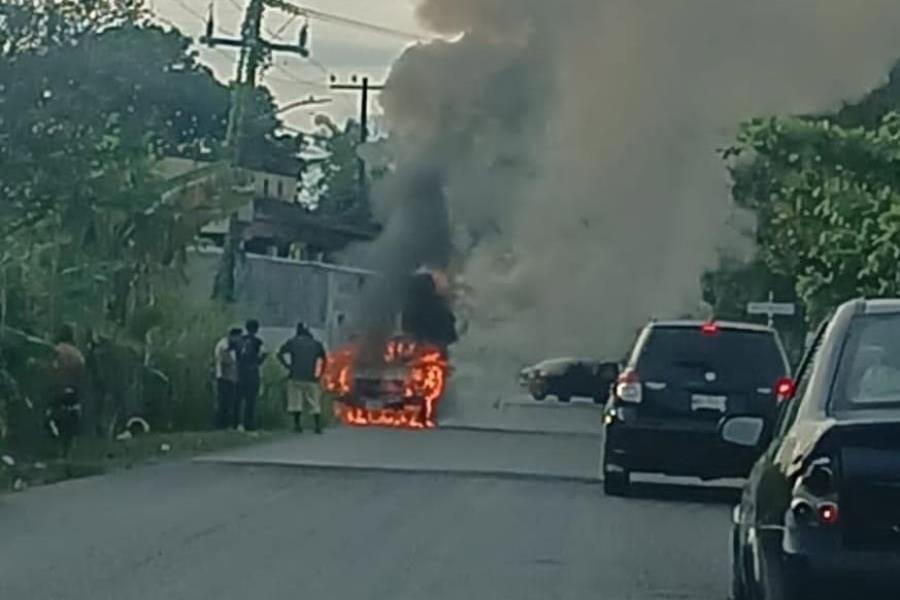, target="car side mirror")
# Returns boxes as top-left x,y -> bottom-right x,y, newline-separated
720,416 -> 765,447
